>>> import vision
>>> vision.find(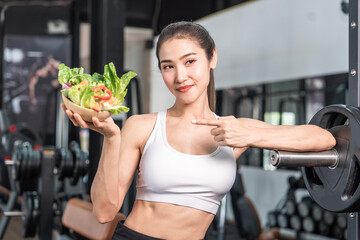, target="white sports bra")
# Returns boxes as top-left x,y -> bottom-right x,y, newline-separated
136,111 -> 236,214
